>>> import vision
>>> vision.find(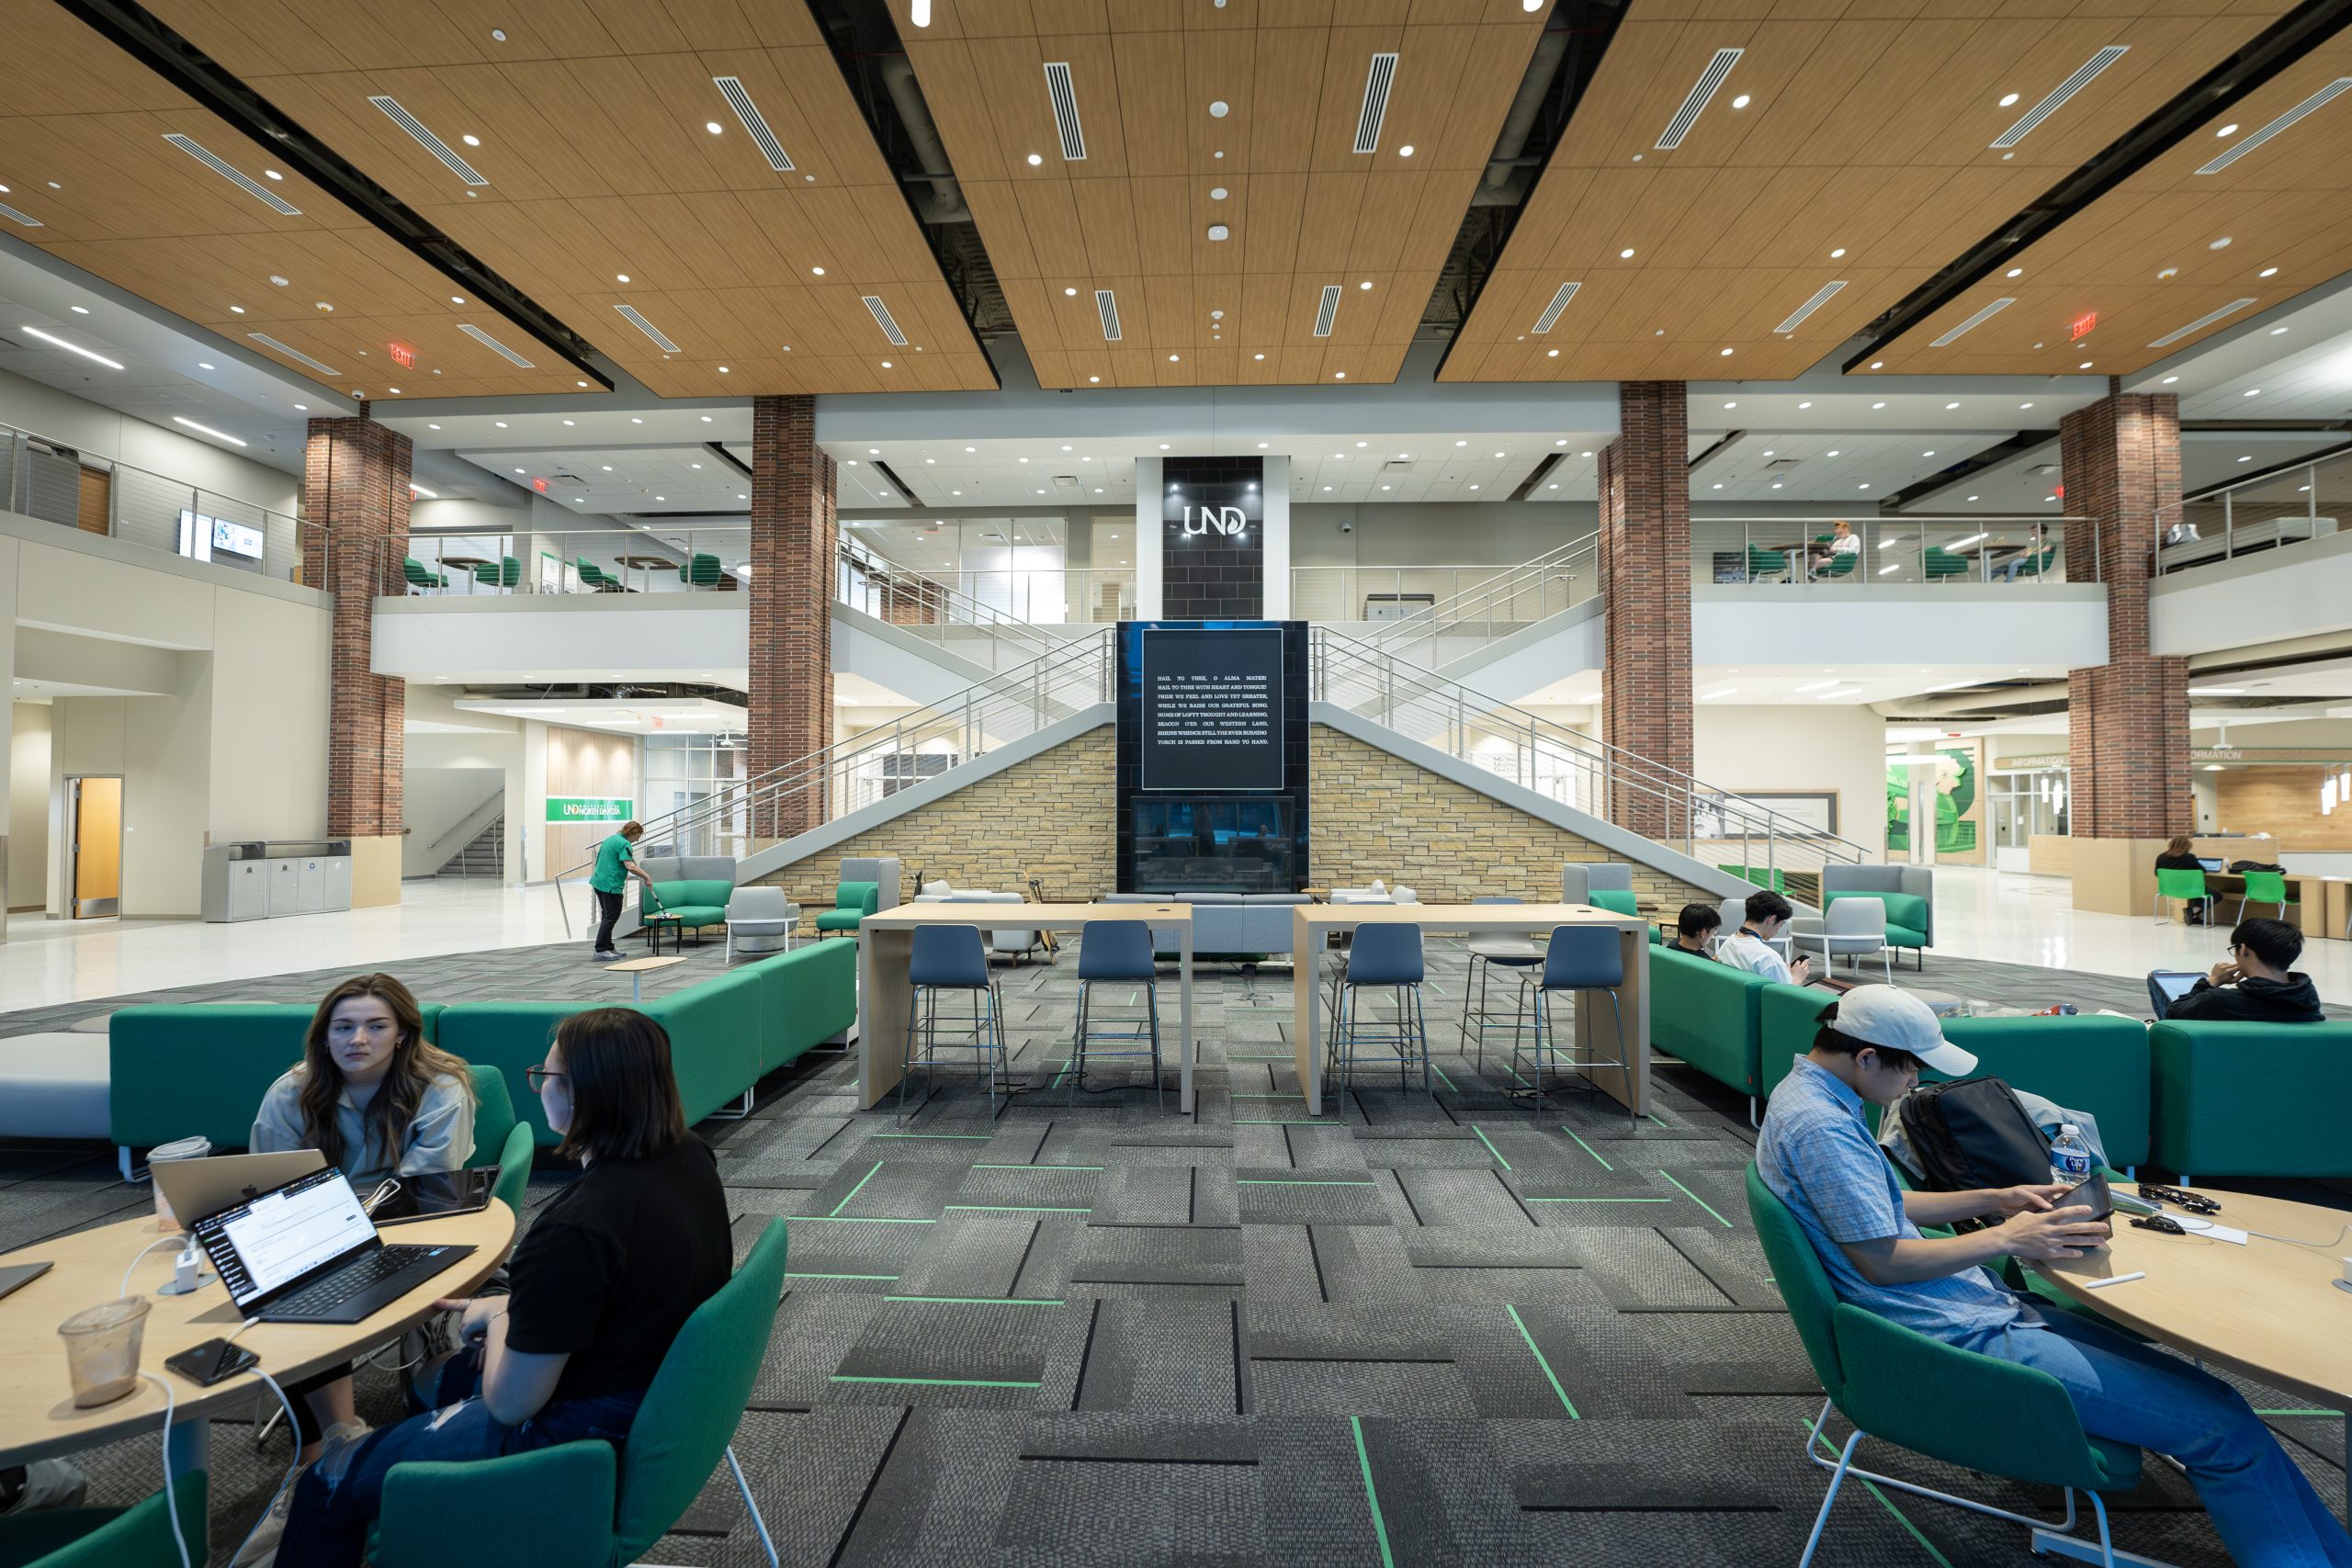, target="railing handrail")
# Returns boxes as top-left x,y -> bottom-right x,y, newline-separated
835,536 -> 1066,655
1311,625 -> 1874,866
1358,538 -> 1600,645
1,416 -> 303,529
420,789 -> 505,859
